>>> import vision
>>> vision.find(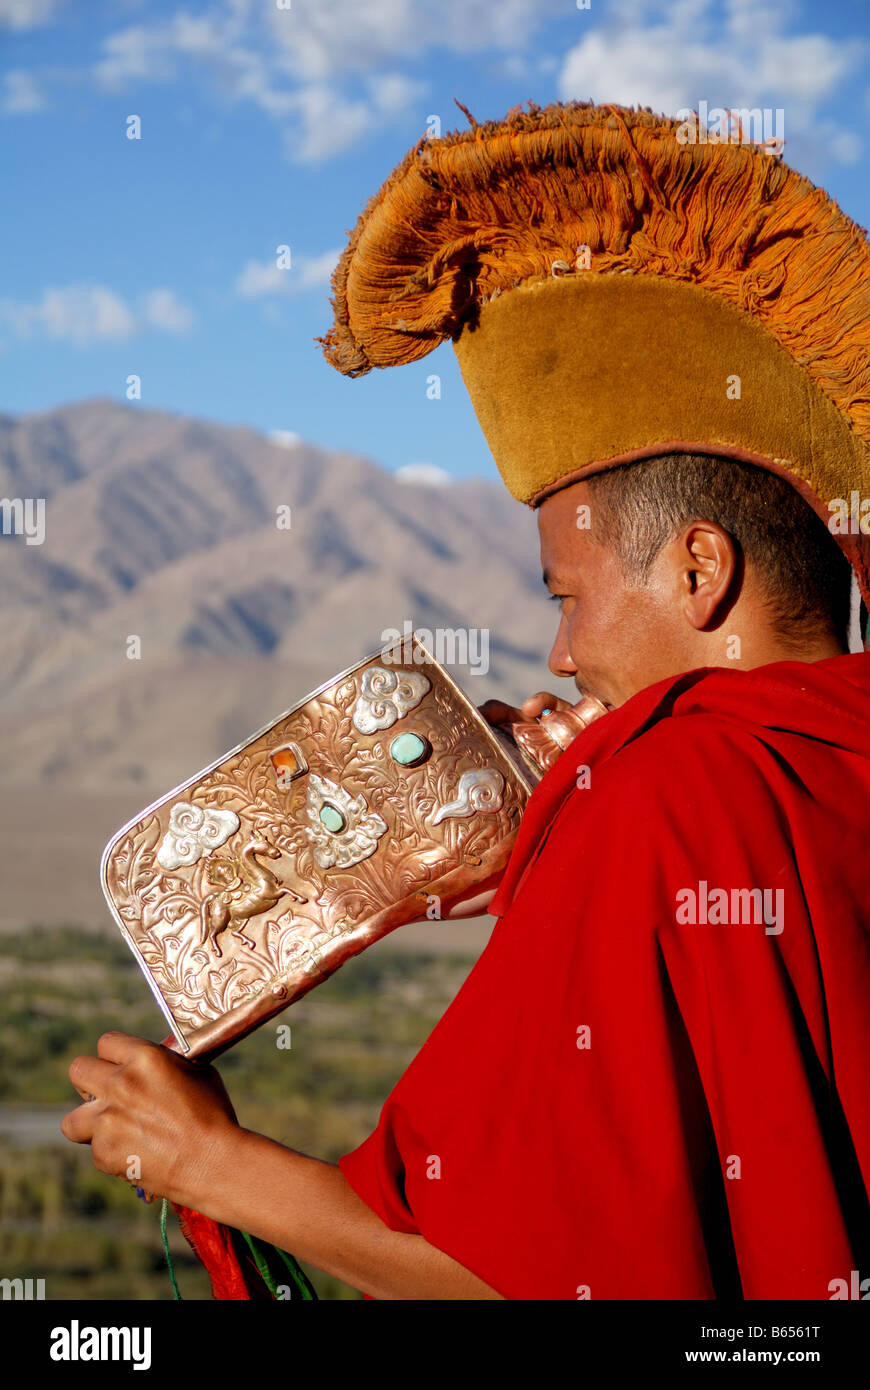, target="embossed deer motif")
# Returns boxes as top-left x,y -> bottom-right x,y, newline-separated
200,835 -> 306,957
